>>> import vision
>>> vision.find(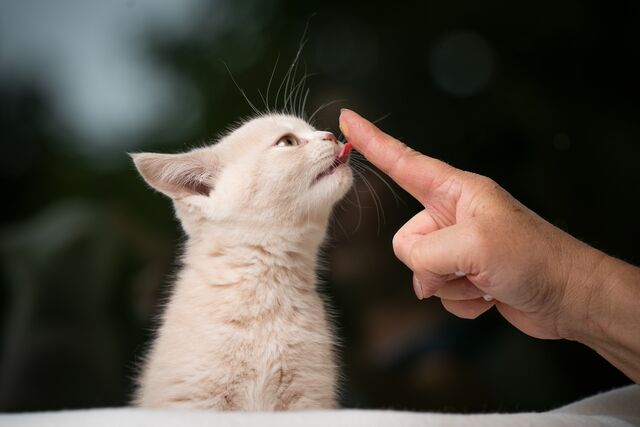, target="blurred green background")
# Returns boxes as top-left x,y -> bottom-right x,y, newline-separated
1,0 -> 637,413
